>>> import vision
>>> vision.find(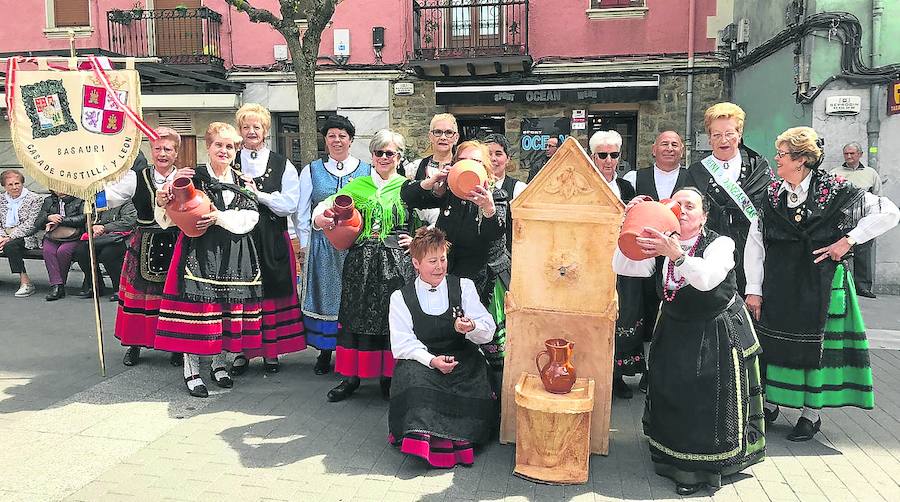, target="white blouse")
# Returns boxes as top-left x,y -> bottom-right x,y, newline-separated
154,165 -> 259,235
613,234 -> 736,292
240,147 -> 300,218
743,171 -> 900,296
294,156 -> 364,247
389,276 -> 496,368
